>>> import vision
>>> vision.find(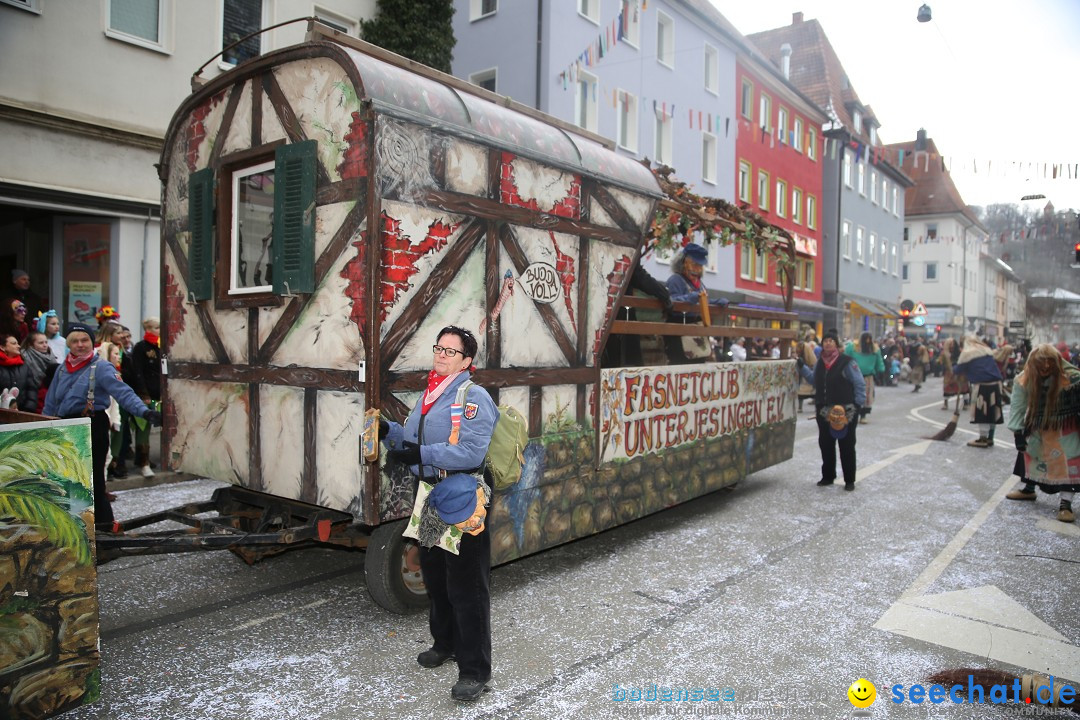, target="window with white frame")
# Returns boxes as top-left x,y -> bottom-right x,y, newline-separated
869,124 -> 877,146
855,226 -> 865,263
701,132 -> 717,183
868,233 -> 877,269
808,126 -> 817,161
881,236 -> 889,271
926,262 -> 938,281
469,0 -> 498,21
656,11 -> 674,68
222,0 -> 264,65
703,44 -> 718,94
881,178 -> 889,211
314,6 -> 359,35
792,187 -> 802,224
230,159 -> 275,294
759,93 -> 772,132
926,223 -> 938,240
842,220 -> 851,259
870,170 -> 878,204
617,89 -> 638,151
903,226 -> 910,243
853,109 -> 862,134
755,249 -> 767,282
620,0 -> 640,46
777,106 -> 788,144
775,179 -> 787,218
740,79 -> 753,120
802,259 -> 814,291
107,0 -> 167,51
654,110 -> 673,164
793,117 -> 803,152
857,161 -> 866,196
758,170 -> 770,211
578,0 -> 599,23
843,150 -> 852,187
806,194 -> 816,230
738,161 -> 751,204
739,243 -> 753,279
892,186 -> 899,216
575,69 -> 598,133
1,0 -> 40,13
787,260 -> 800,290
470,68 -> 497,92
891,243 -> 898,275
902,263 -> 909,281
